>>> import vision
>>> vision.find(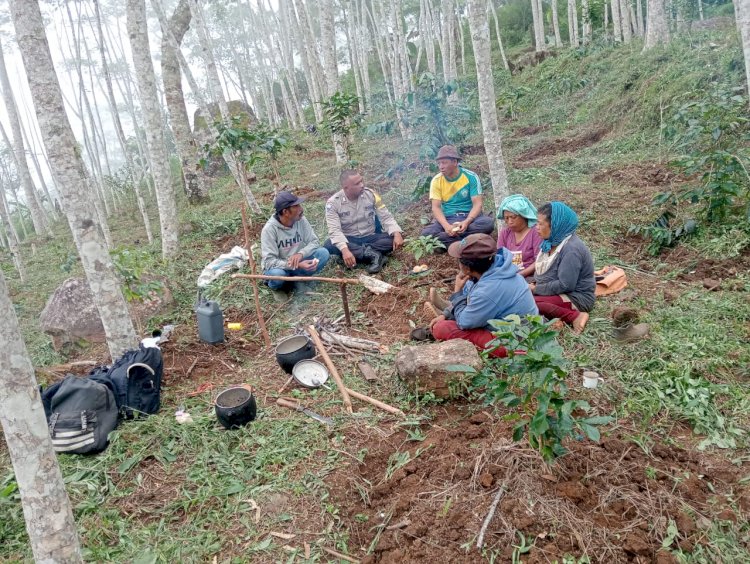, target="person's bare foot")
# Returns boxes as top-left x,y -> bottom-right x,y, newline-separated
572,312 -> 590,334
